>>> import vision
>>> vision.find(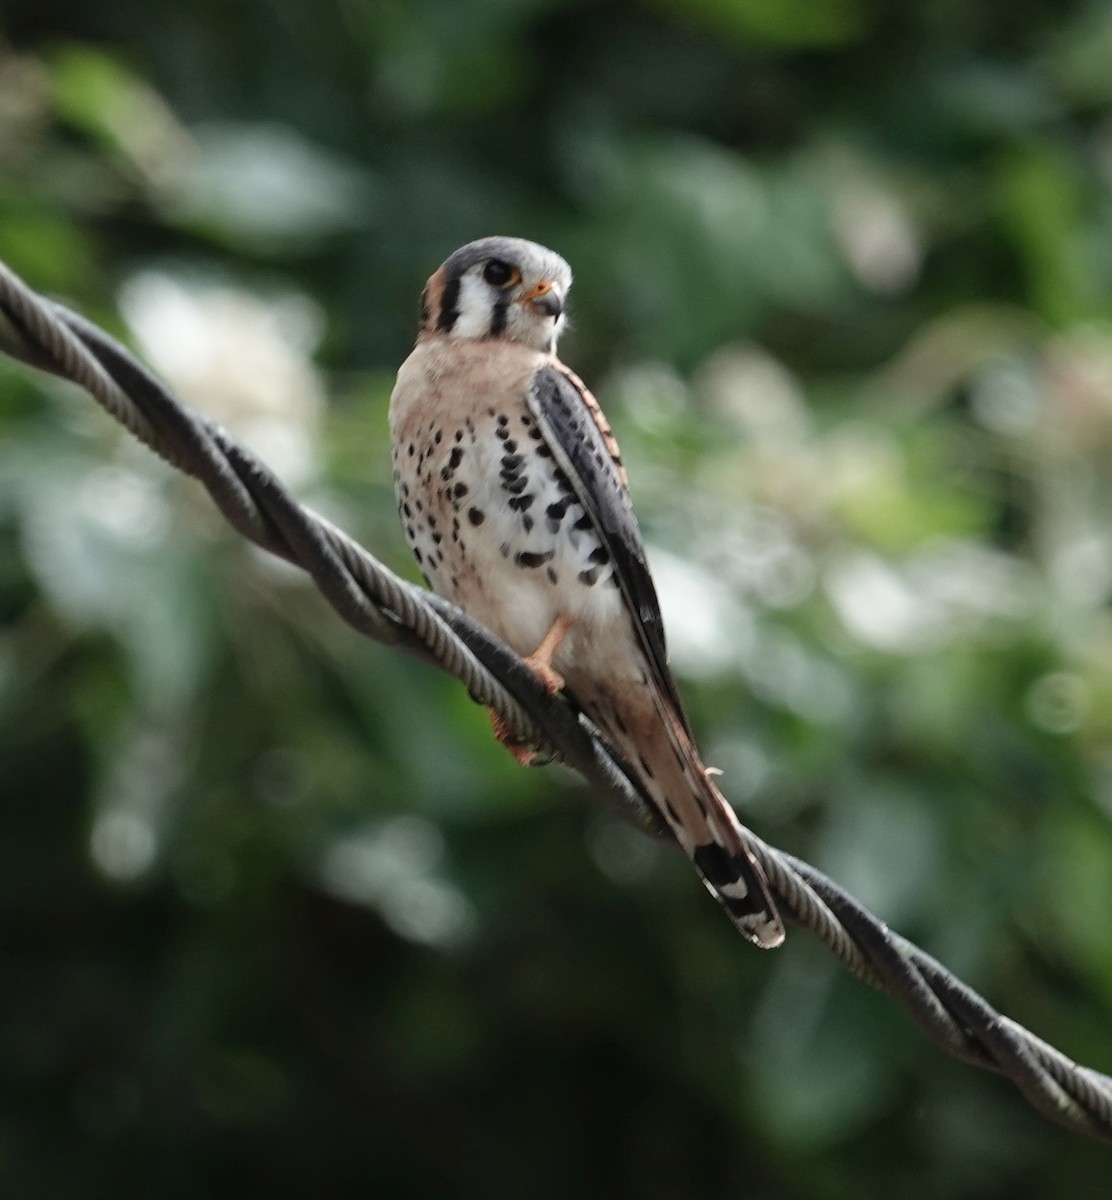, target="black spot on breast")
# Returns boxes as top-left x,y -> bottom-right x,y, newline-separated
536,444 -> 552,458
434,429 -> 443,445
546,498 -> 572,521
508,493 -> 534,512
578,567 -> 600,586
407,443 -> 415,457
573,513 -> 592,531
588,545 -> 609,565
500,453 -> 523,473
503,476 -> 528,495
546,566 -> 558,584
503,439 -> 518,453
468,508 -> 485,526
523,516 -> 534,533
454,430 -> 463,443
453,482 -> 468,498
448,446 -> 464,470
496,413 -> 509,427
516,550 -> 555,568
